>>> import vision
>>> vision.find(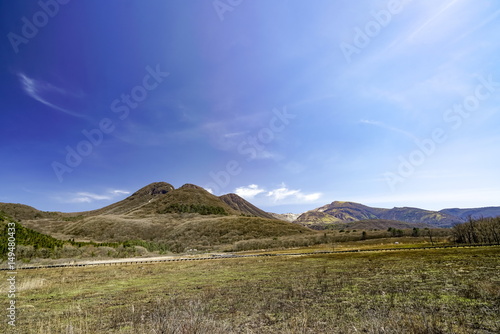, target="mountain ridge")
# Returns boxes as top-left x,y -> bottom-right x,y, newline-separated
1,182 -> 499,229
439,206 -> 500,220
294,201 -> 469,228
